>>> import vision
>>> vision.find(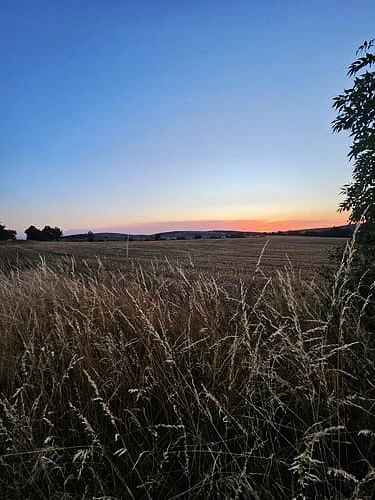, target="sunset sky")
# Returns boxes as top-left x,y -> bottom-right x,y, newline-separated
2,1 -> 374,236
